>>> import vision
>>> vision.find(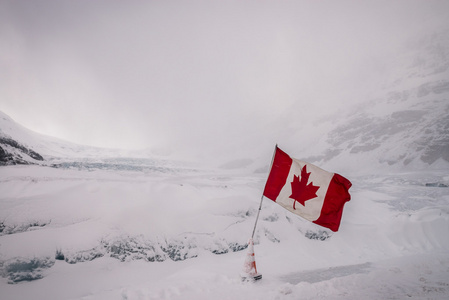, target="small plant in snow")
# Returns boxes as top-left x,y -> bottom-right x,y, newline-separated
305,230 -> 332,241
1,257 -> 54,284
55,249 -> 65,261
